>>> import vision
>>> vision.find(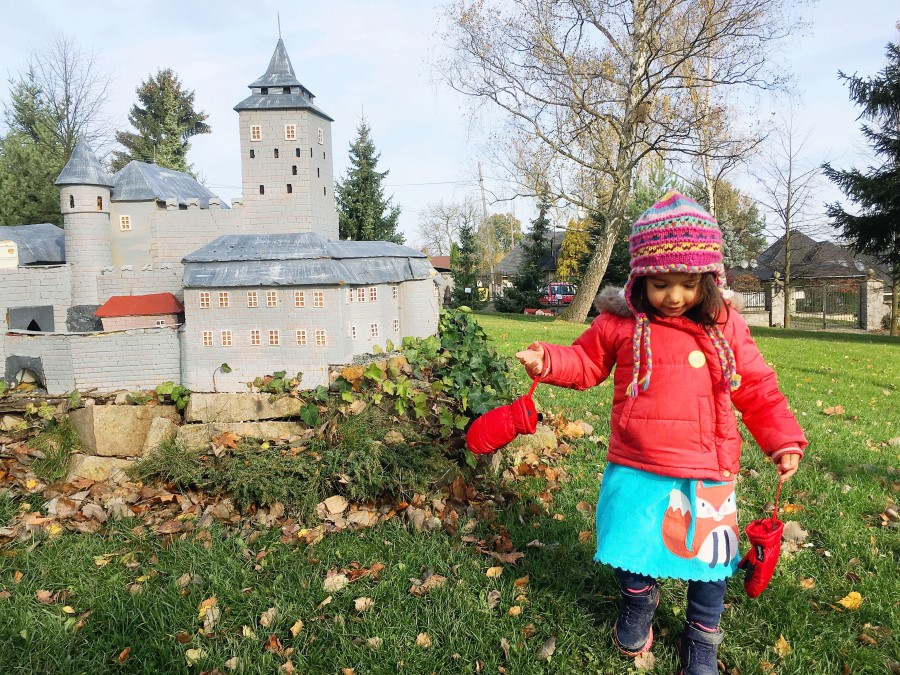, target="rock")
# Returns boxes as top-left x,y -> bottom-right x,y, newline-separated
184,393 -> 307,424
142,416 -> 179,455
176,421 -> 307,451
0,415 -> 24,432
66,454 -> 134,483
69,405 -> 181,458
113,392 -> 130,405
